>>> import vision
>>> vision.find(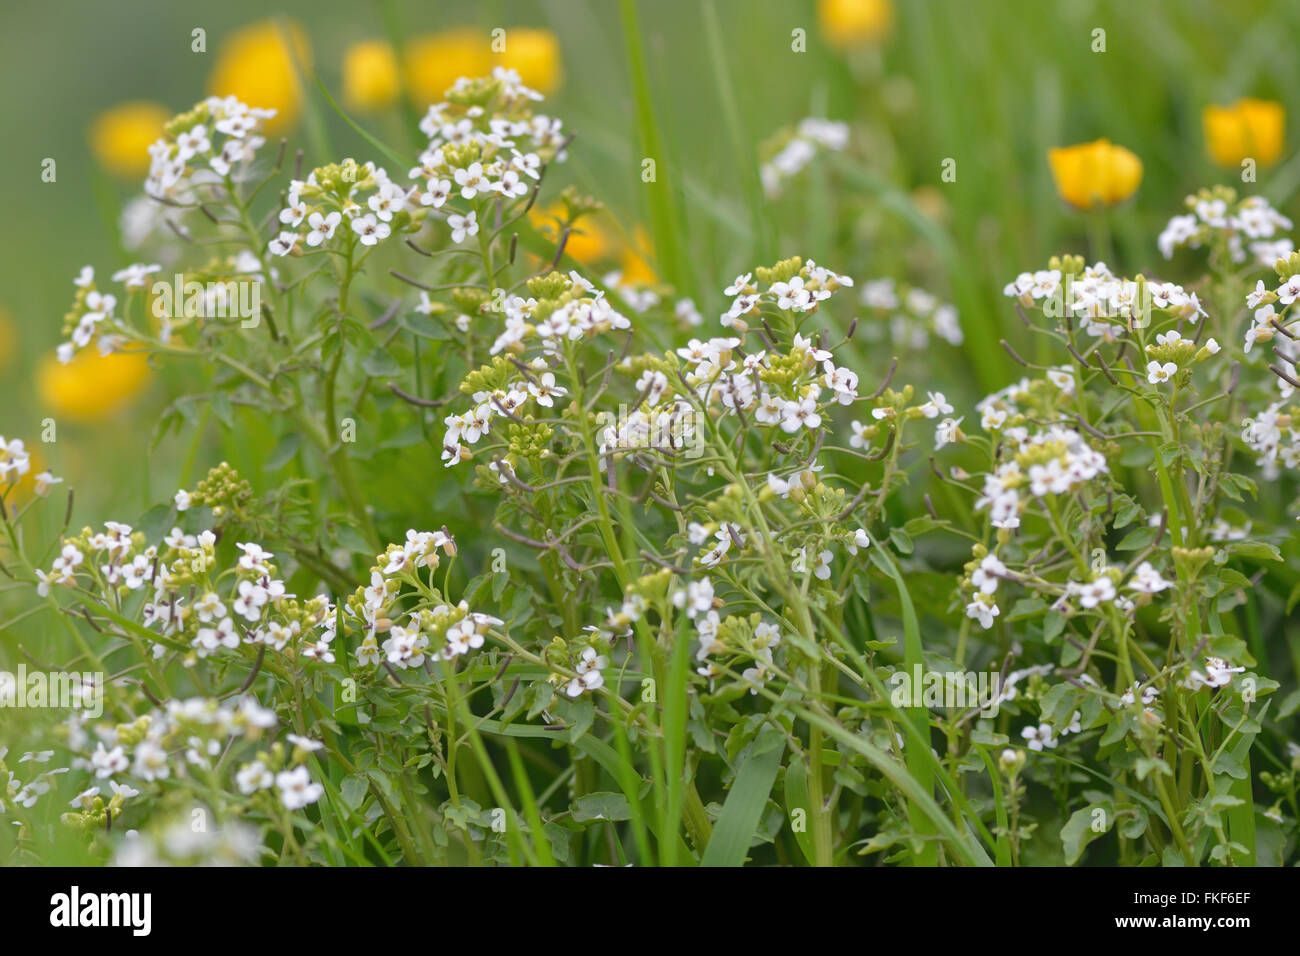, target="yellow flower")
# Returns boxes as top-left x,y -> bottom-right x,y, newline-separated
620,227 -> 657,285
208,19 -> 312,135
404,29 -> 491,107
1047,139 -> 1143,210
495,28 -> 563,95
1203,99 -> 1285,168
530,205 -> 613,264
88,102 -> 171,178
9,447 -> 53,505
819,0 -> 893,49
37,350 -> 152,423
343,40 -> 401,111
